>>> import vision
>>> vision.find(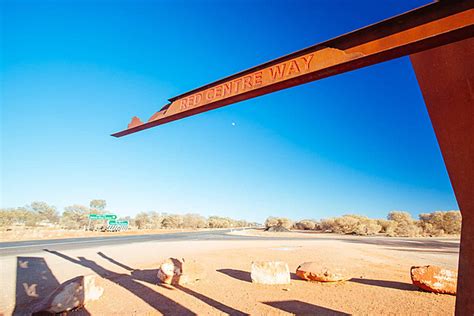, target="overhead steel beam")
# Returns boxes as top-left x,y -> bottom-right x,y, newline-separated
112,1 -> 473,137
